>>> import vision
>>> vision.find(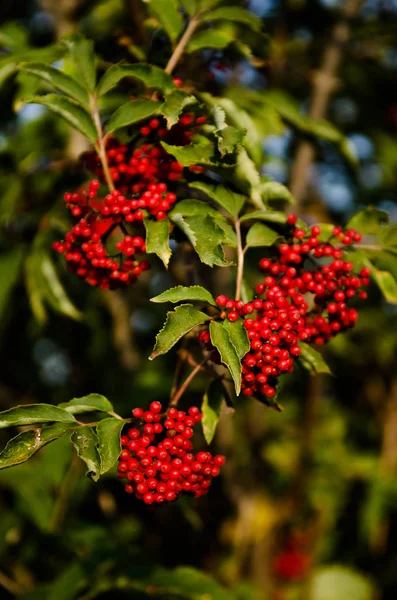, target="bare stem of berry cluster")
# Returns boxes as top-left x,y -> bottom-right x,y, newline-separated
90,94 -> 115,192
235,219 -> 244,301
